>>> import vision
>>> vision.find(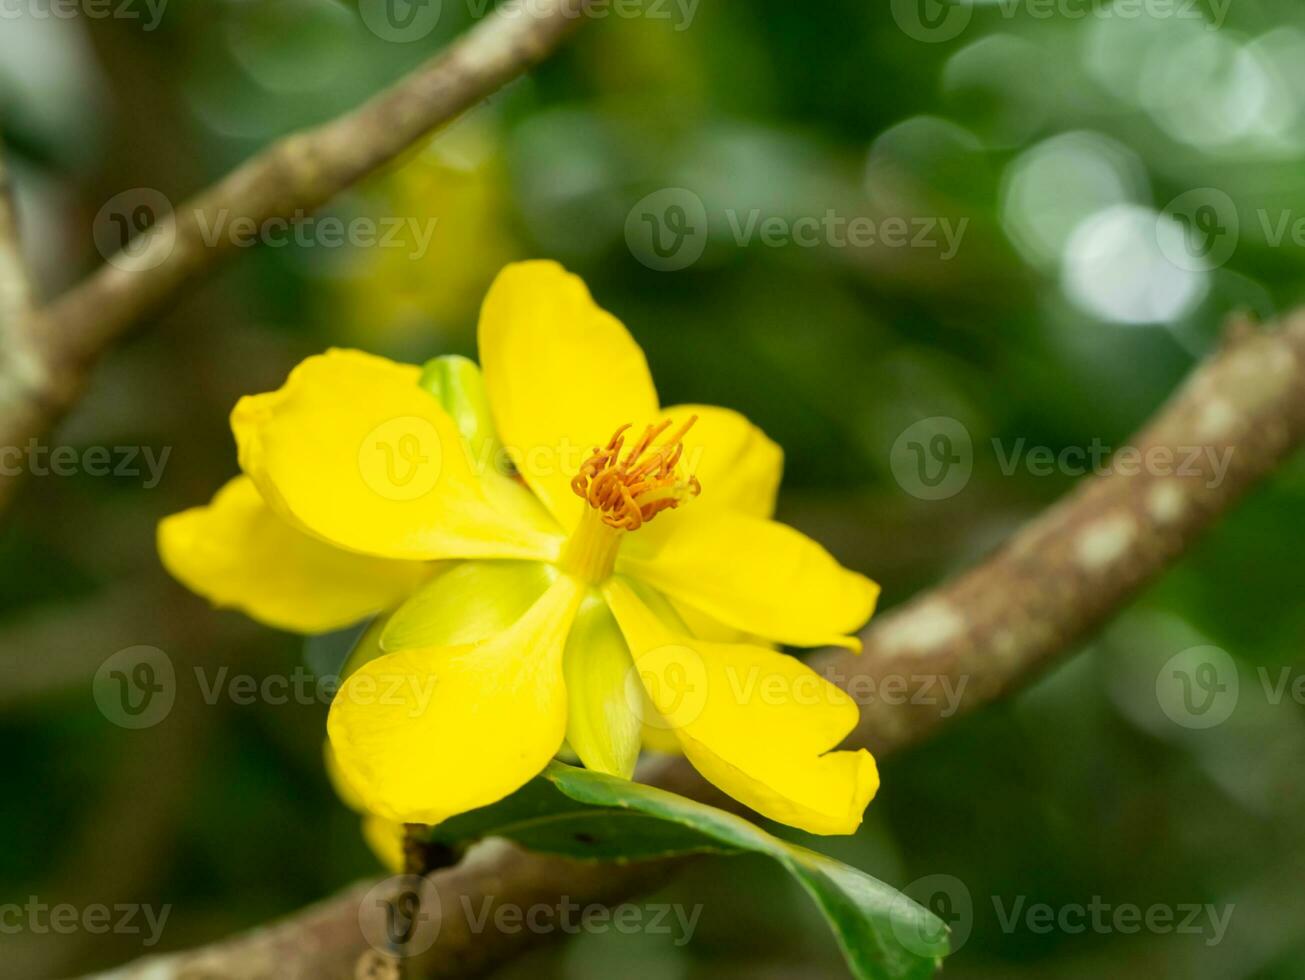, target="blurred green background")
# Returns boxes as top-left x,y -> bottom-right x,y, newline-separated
3,0 -> 1305,976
